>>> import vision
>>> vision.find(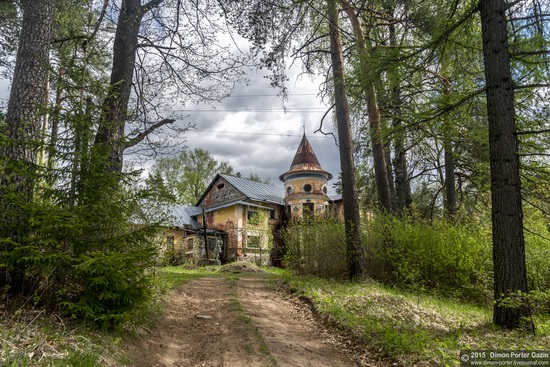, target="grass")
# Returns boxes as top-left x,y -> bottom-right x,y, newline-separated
0,265 -> 215,367
273,269 -> 550,366
0,313 -> 117,366
5,263 -> 546,366
158,265 -> 218,288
